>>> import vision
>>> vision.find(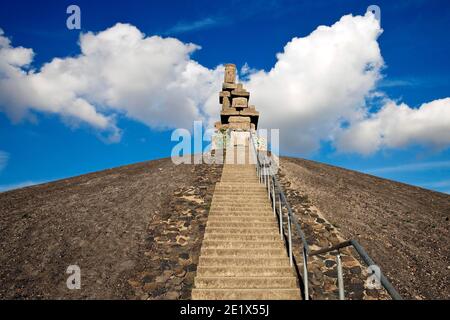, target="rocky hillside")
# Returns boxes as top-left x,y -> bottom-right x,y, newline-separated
0,158 -> 222,299
280,157 -> 449,300
0,156 -> 448,299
